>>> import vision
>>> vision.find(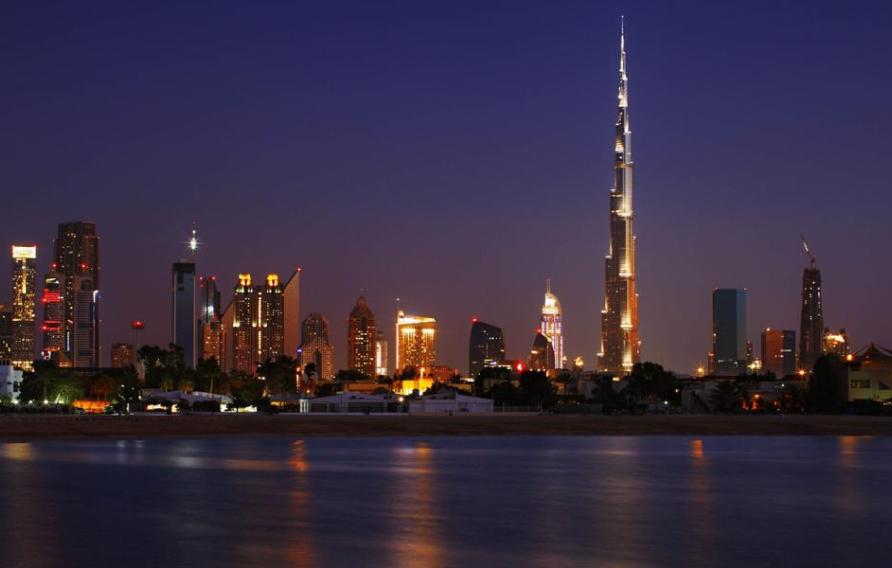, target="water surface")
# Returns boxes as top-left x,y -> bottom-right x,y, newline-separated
1,436 -> 889,567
